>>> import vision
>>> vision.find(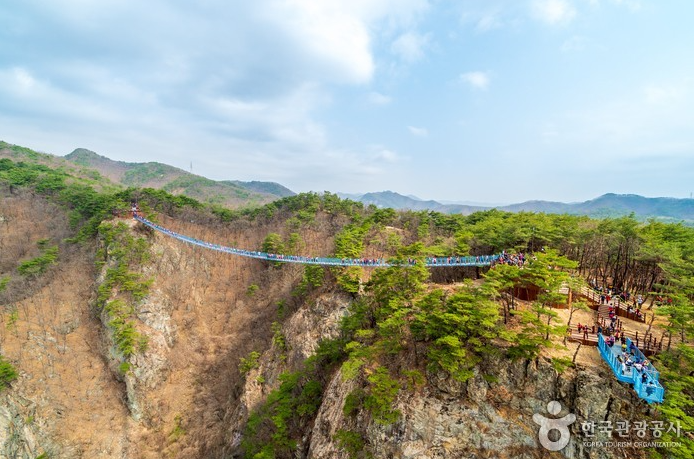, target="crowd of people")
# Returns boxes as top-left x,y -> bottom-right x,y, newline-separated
493,251 -> 526,267
594,304 -> 661,398
589,282 -> 646,321
605,335 -> 654,386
